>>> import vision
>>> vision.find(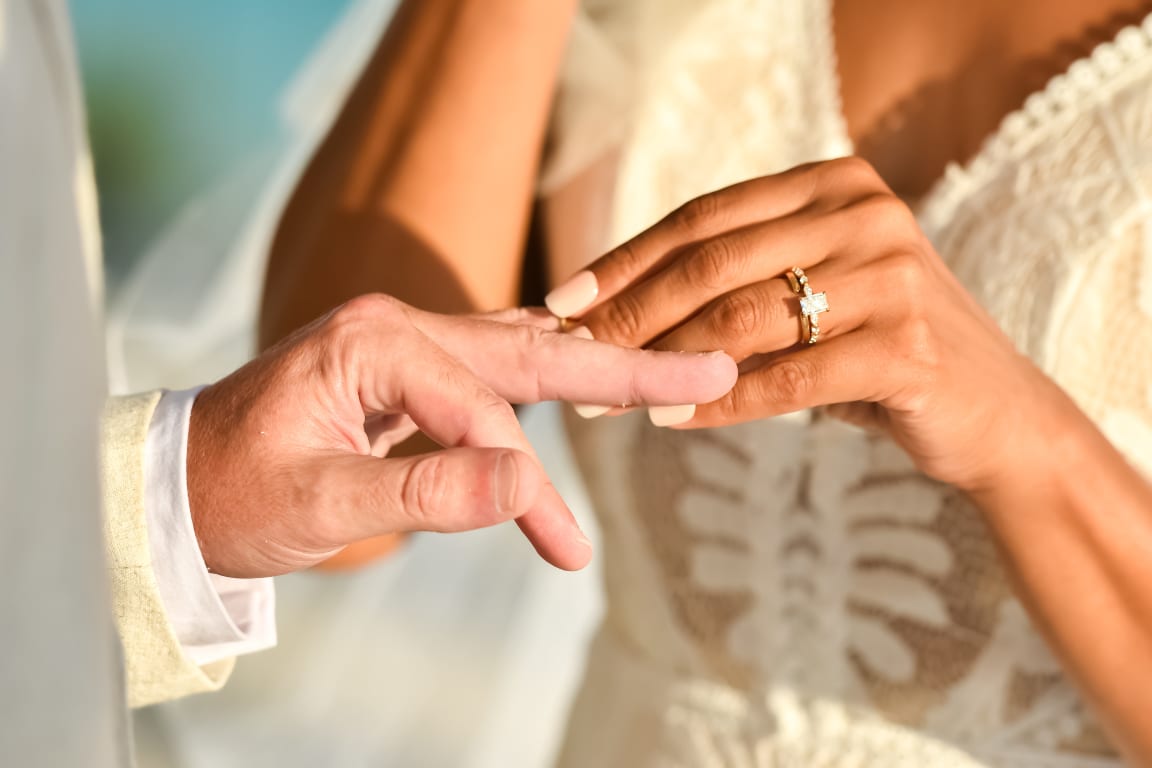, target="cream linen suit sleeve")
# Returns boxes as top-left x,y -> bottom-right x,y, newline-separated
102,392 -> 235,707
